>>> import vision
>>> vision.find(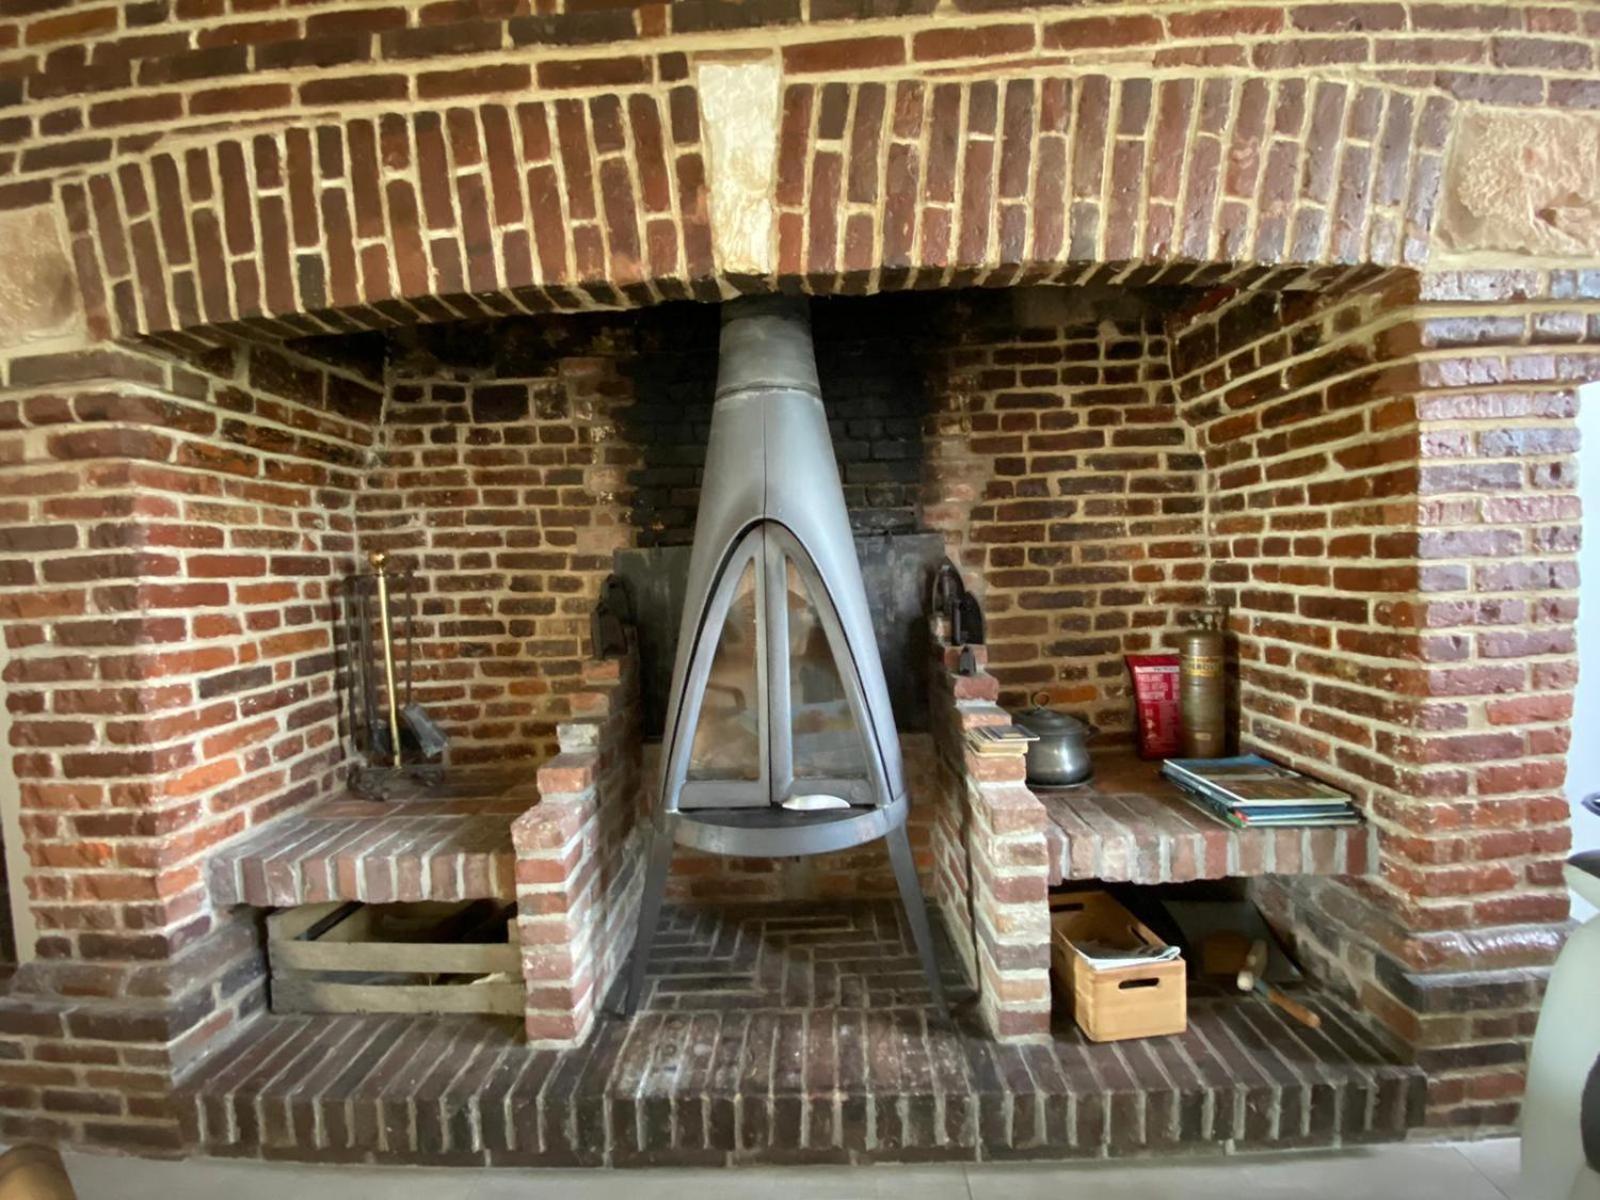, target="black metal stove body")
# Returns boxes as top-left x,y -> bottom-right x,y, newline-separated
623,296 -> 946,1015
